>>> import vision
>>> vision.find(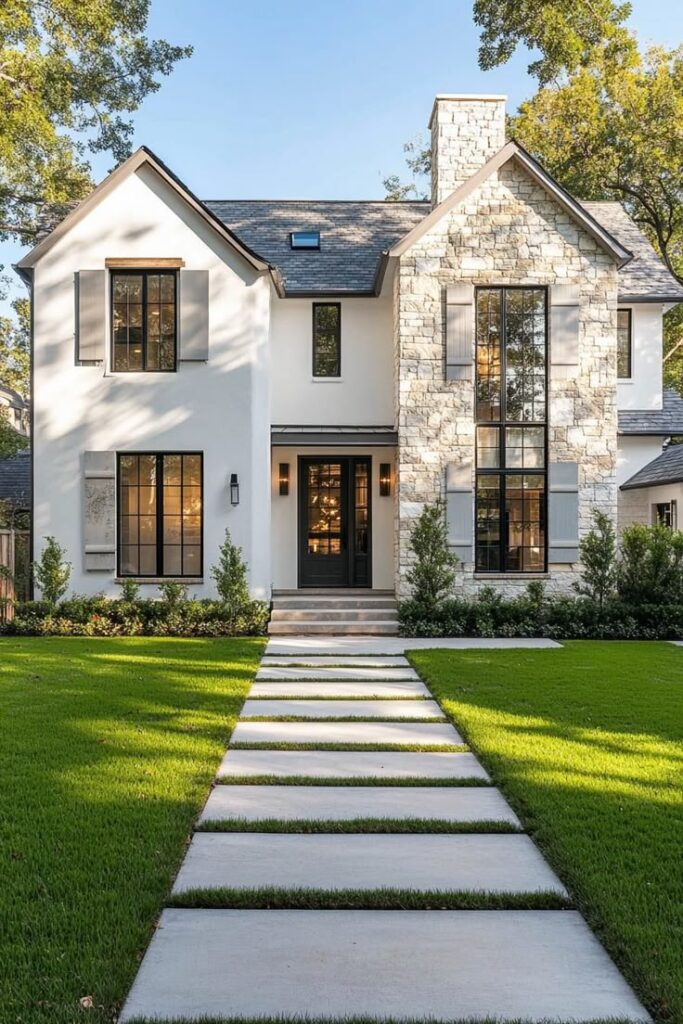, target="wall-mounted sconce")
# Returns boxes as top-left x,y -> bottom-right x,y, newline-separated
279,462 -> 290,496
230,473 -> 240,506
379,463 -> 392,497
